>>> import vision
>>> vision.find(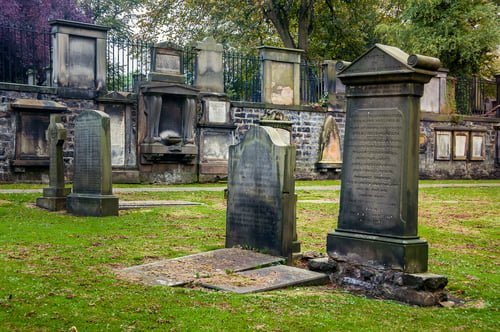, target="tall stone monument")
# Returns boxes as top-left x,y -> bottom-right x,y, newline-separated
327,44 -> 440,273
226,126 -> 296,263
67,110 -> 119,217
36,114 -> 71,211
